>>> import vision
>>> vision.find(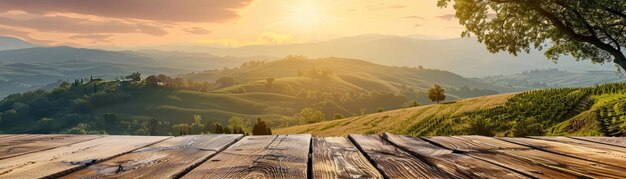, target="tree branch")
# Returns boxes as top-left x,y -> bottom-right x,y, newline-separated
603,7 -> 626,21
529,2 -> 625,65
